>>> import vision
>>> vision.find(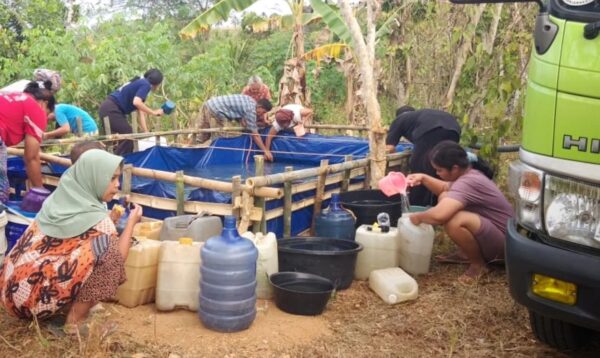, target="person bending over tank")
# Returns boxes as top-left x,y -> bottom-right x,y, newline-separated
99,69 -> 164,155
406,141 -> 513,285
386,106 -> 461,207
44,104 -> 99,139
196,94 -> 273,161
264,104 -> 313,160
0,81 -> 55,205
